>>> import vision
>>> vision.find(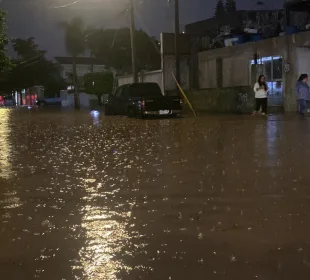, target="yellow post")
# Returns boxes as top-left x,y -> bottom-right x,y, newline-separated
171,72 -> 197,117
